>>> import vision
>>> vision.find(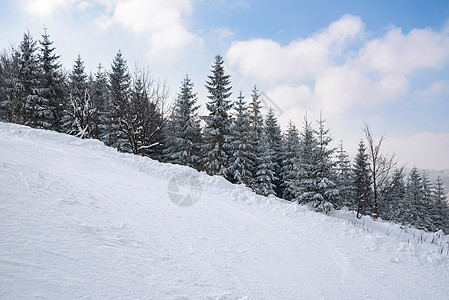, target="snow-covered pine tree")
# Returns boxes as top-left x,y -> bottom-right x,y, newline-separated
247,85 -> 264,184
312,114 -> 339,212
90,64 -> 110,142
431,177 -> 449,232
108,50 -> 131,151
248,85 -> 263,142
0,48 -> 21,123
202,55 -> 233,177
421,171 -> 434,230
404,167 -> 425,229
264,108 -> 283,196
15,31 -> 42,127
38,28 -> 65,131
352,139 -> 372,217
253,130 -> 277,196
335,140 -> 354,209
291,116 -> 318,205
165,75 -> 201,169
384,168 -> 406,223
280,121 -> 300,200
0,45 -> 21,122
63,55 -> 97,138
228,90 -> 254,185
70,55 -> 87,97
